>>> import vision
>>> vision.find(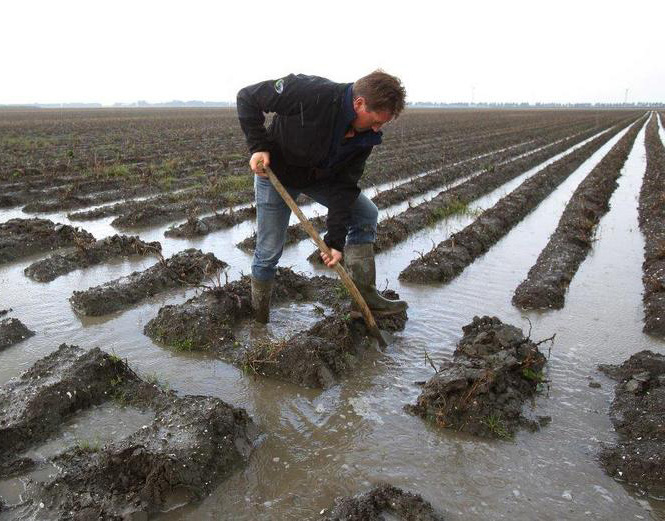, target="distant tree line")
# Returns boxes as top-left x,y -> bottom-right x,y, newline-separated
409,101 -> 665,109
